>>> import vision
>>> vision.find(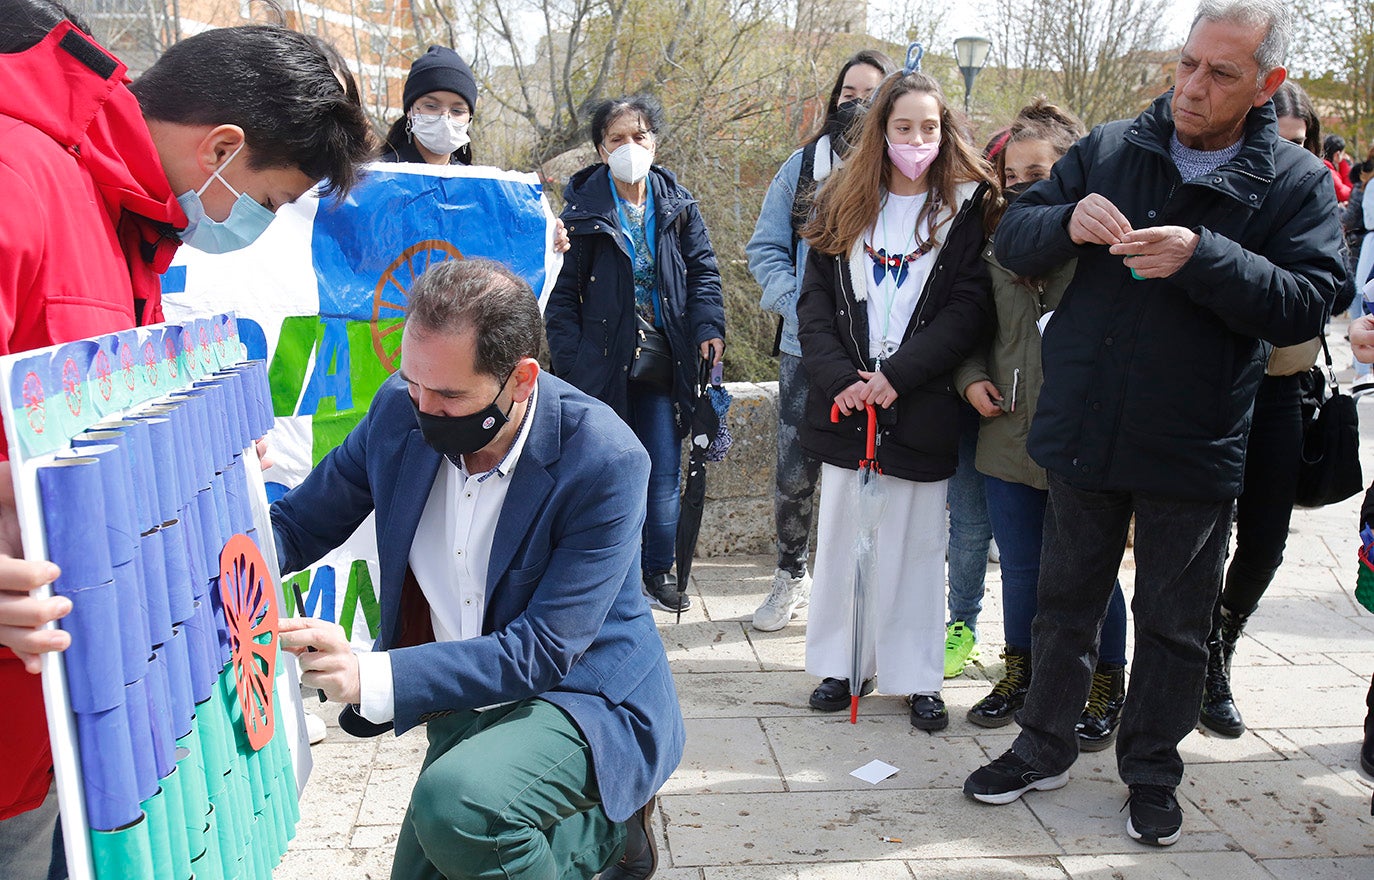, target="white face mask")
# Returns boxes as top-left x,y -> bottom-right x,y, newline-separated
410,112 -> 470,156
604,142 -> 653,184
